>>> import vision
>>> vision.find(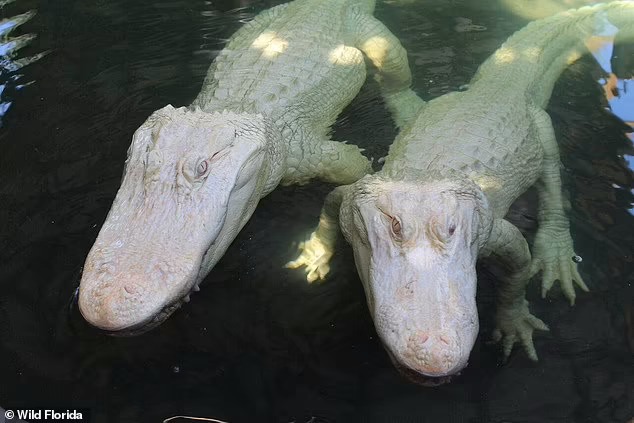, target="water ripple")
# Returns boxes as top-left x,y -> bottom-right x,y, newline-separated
0,6 -> 48,127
